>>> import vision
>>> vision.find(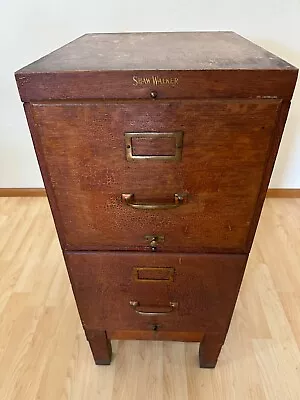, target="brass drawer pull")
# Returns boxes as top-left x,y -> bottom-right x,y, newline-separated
129,301 -> 178,316
121,193 -> 187,210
